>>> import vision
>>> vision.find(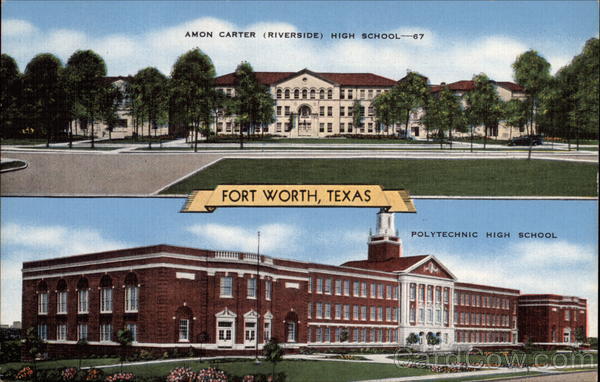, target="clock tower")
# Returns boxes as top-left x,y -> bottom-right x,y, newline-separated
367,209 -> 403,262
